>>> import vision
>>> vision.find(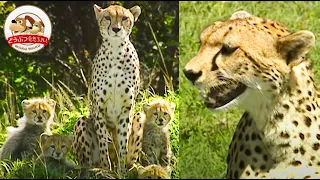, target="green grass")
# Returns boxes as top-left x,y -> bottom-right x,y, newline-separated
179,1 -> 320,178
